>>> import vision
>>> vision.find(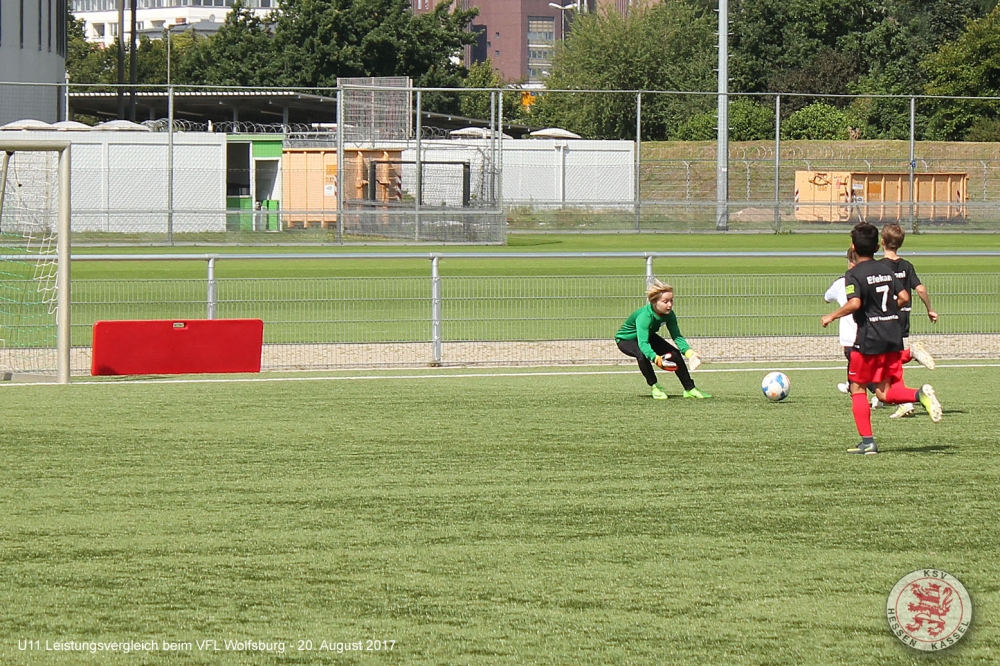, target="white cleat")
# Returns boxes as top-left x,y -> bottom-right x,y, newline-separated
919,384 -> 943,423
871,396 -> 881,410
889,403 -> 915,419
837,382 -> 850,395
910,341 -> 936,370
